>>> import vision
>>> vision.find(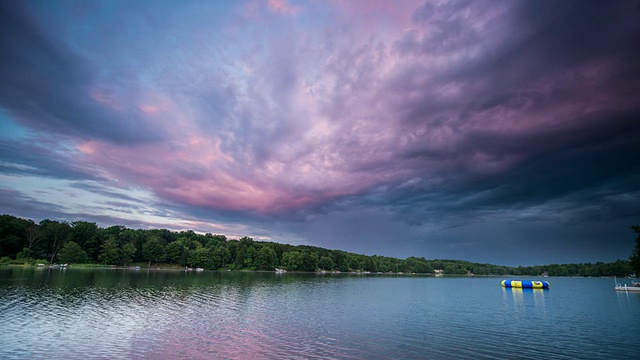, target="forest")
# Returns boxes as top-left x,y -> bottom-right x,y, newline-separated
0,214 -> 635,277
